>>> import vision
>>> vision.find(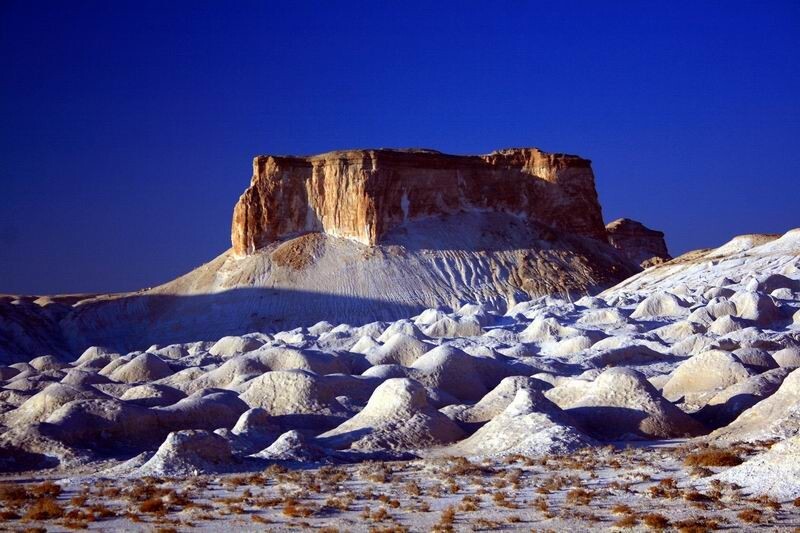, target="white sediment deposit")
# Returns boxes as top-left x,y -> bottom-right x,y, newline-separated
1,149 -> 799,506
